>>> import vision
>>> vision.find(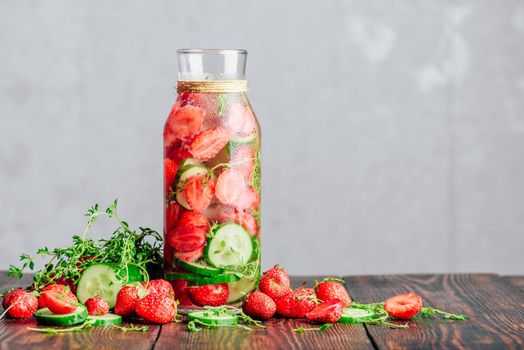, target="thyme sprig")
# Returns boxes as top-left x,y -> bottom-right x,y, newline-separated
293,323 -> 332,334
7,200 -> 163,291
